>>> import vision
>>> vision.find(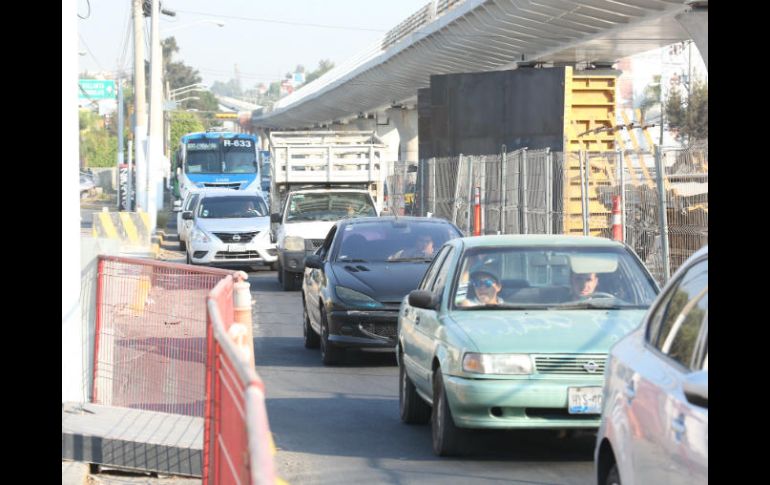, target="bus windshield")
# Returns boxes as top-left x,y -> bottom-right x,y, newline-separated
184,137 -> 257,174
